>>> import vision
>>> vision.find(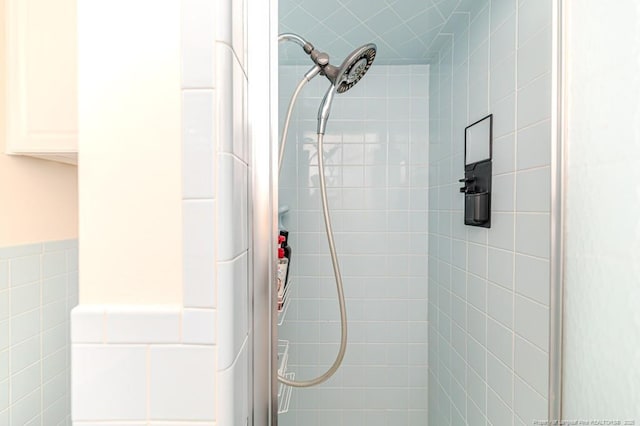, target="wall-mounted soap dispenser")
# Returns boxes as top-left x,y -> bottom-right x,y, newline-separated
459,114 -> 492,228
